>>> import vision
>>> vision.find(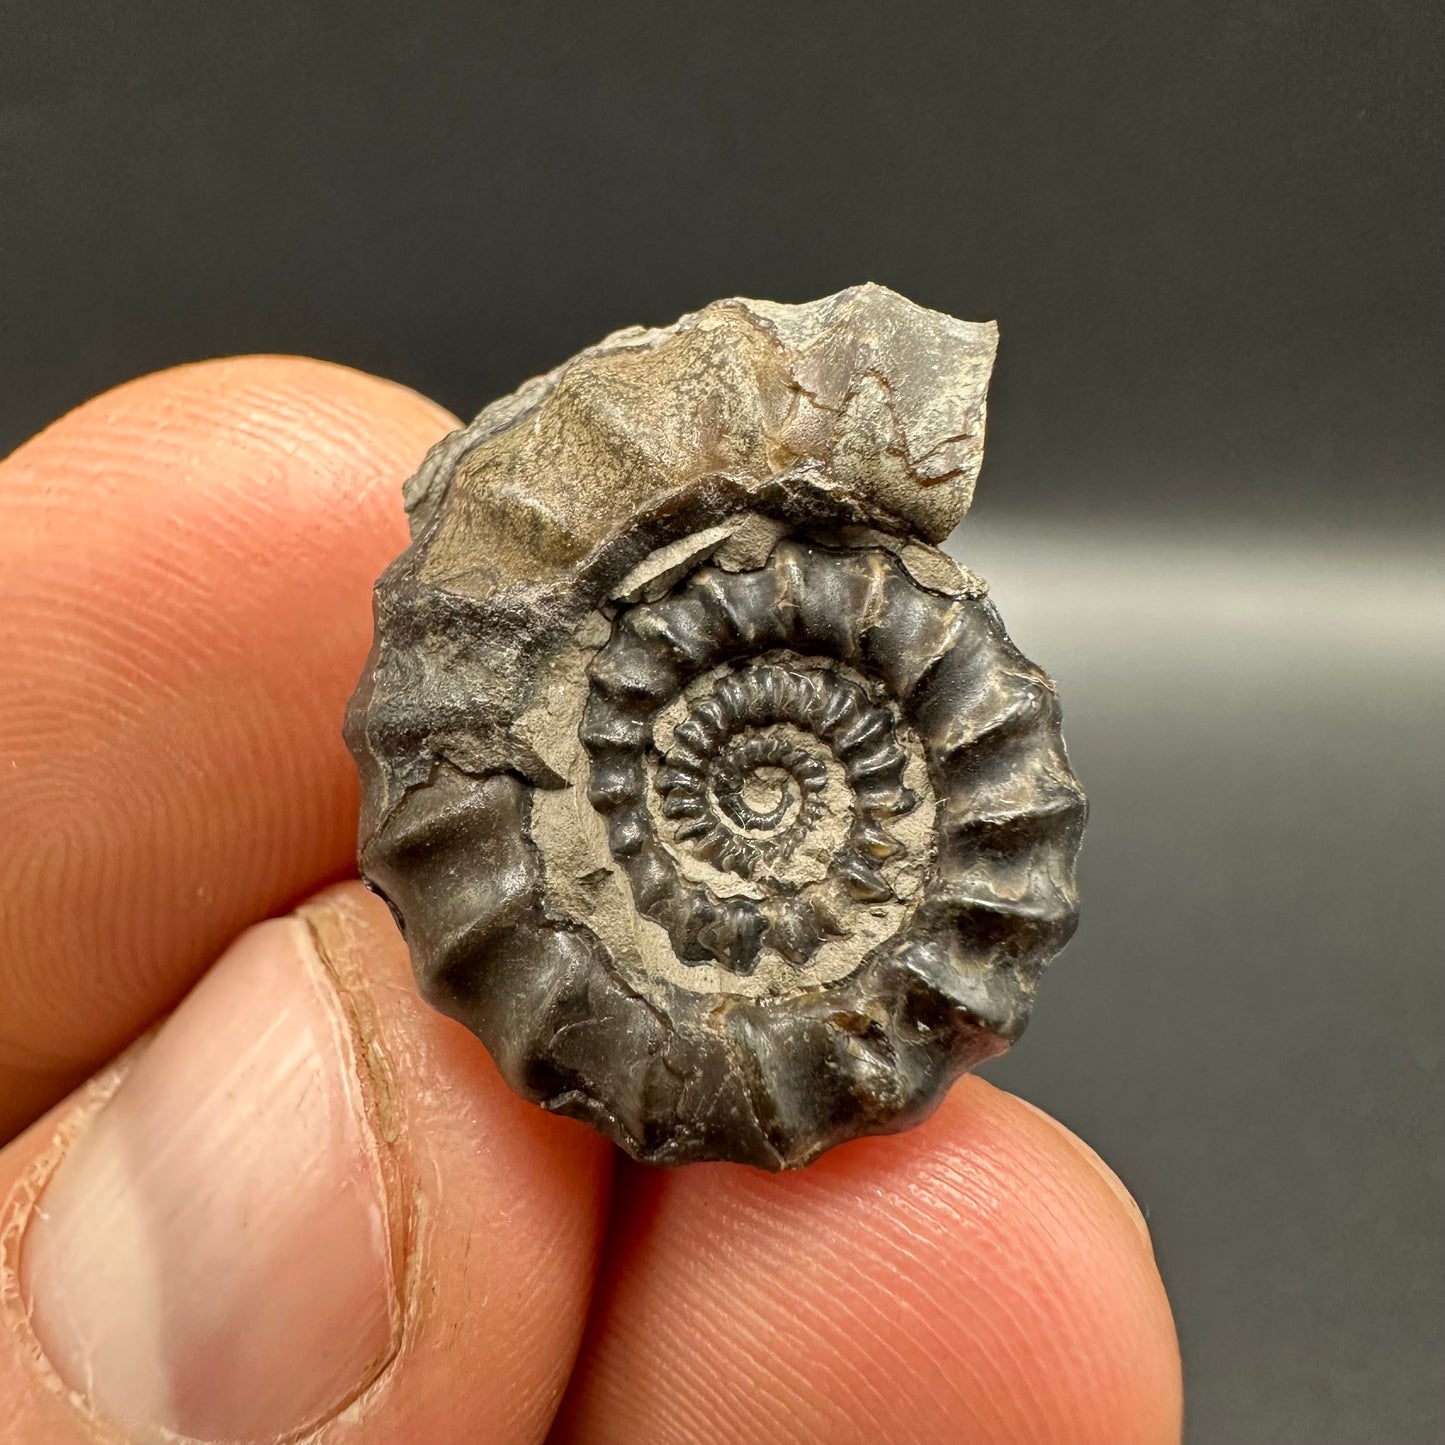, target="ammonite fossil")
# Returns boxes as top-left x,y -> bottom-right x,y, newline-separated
345,284 -> 1086,1169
